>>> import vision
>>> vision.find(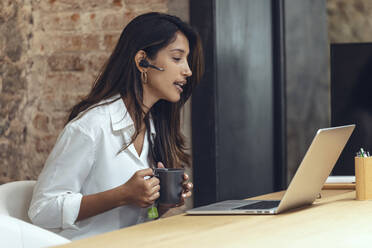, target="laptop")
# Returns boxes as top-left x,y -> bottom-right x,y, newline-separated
186,124 -> 355,215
